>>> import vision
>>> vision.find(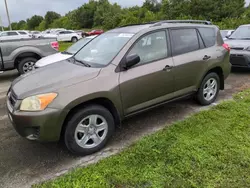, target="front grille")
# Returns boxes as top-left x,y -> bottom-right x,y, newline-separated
8,90 -> 17,107
230,55 -> 248,66
231,47 -> 244,50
